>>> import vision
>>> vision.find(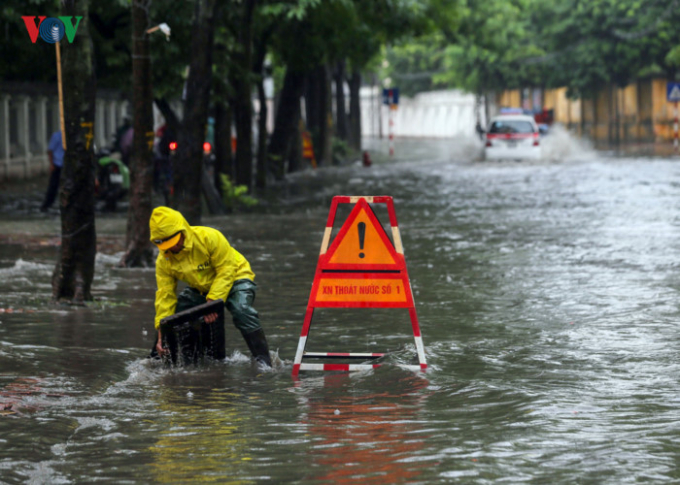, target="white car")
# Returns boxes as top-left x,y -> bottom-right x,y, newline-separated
484,114 -> 541,160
